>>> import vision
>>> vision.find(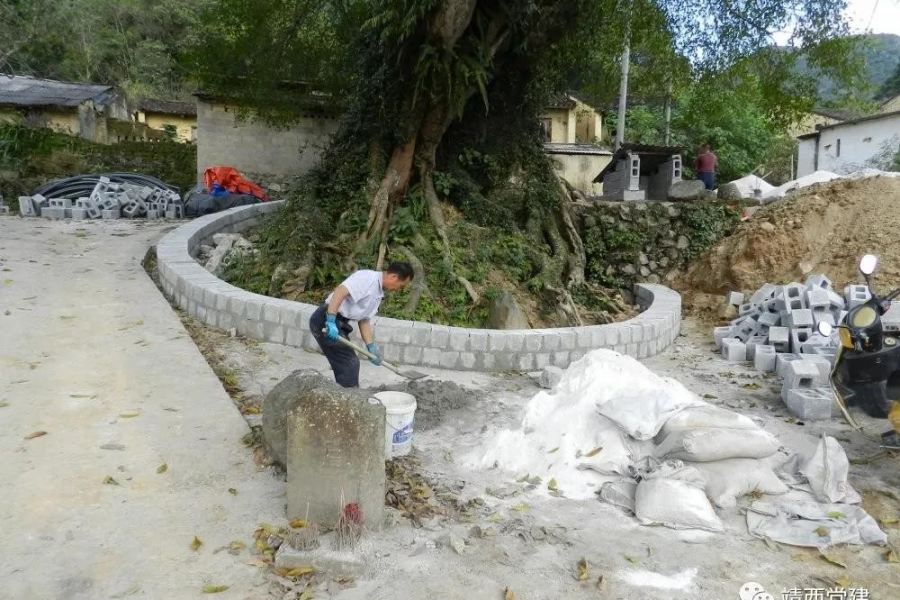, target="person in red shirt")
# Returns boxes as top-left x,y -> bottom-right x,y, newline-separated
695,144 -> 717,190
